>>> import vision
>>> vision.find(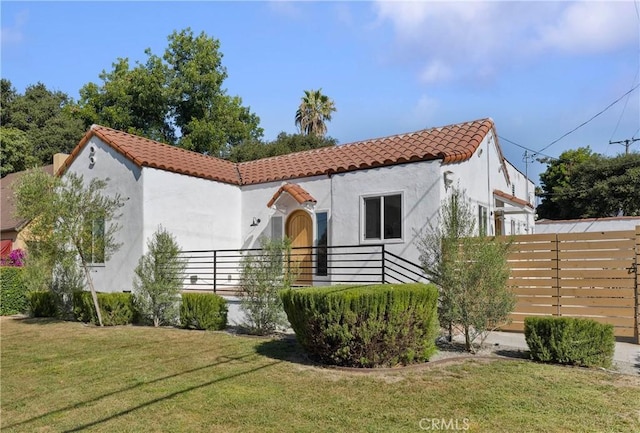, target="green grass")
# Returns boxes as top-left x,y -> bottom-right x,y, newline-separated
1,317 -> 639,432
